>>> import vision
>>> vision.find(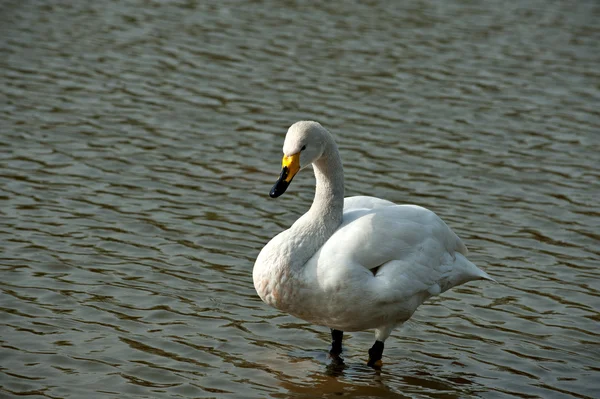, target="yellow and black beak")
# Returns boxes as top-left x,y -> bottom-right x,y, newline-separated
270,153 -> 300,198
